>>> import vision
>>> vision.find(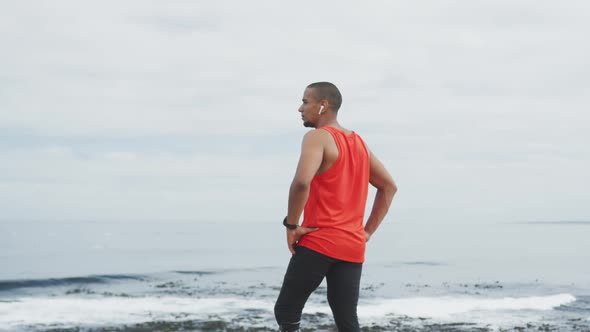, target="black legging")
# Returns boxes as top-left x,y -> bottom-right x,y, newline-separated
274,245 -> 363,332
